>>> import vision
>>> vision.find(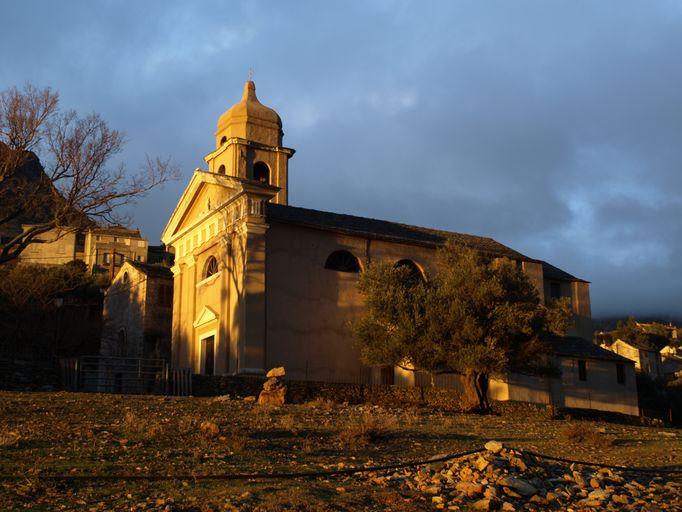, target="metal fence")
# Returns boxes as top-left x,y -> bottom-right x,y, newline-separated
60,356 -> 191,396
